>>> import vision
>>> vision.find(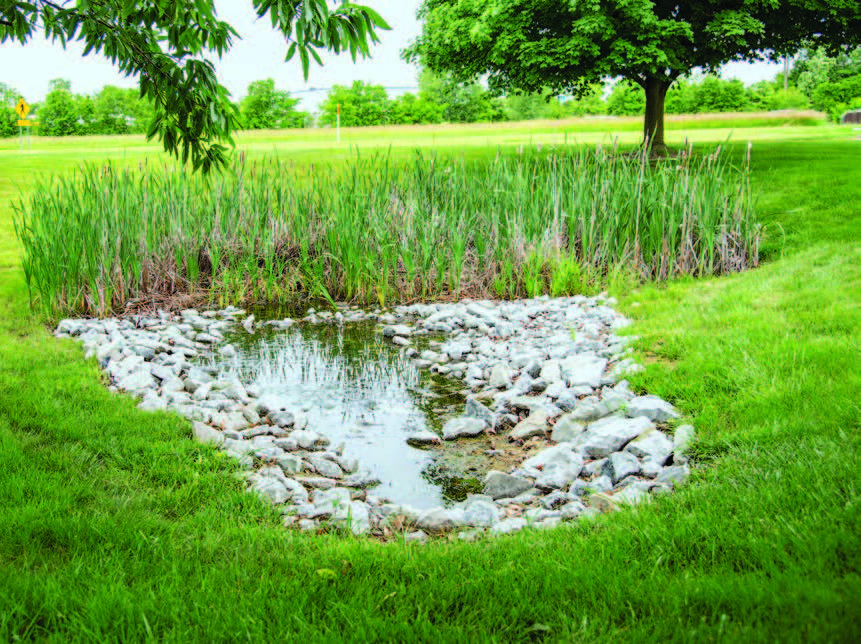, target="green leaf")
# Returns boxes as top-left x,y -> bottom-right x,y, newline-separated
299,47 -> 310,79
3,0 -> 392,172
357,6 -> 391,31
